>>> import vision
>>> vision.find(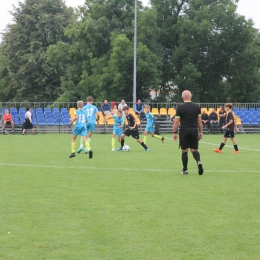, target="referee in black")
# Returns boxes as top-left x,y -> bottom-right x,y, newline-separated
173,90 -> 204,175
